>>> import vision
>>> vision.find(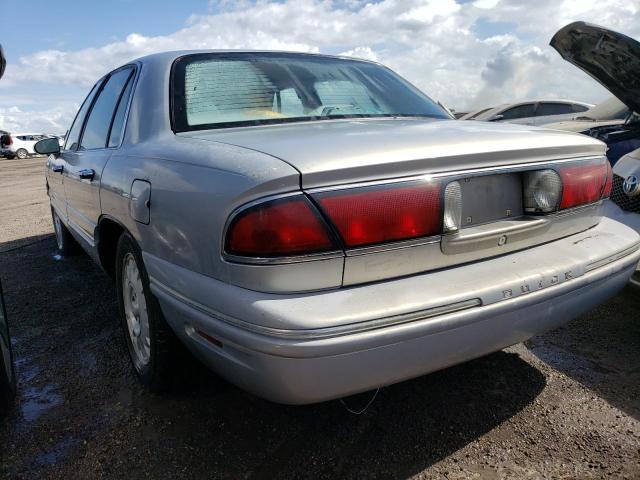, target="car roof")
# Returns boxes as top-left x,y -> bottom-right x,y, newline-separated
130,50 -> 382,69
